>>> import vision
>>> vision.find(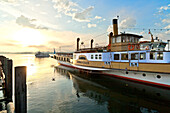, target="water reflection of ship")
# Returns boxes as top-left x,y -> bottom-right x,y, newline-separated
55,66 -> 170,113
